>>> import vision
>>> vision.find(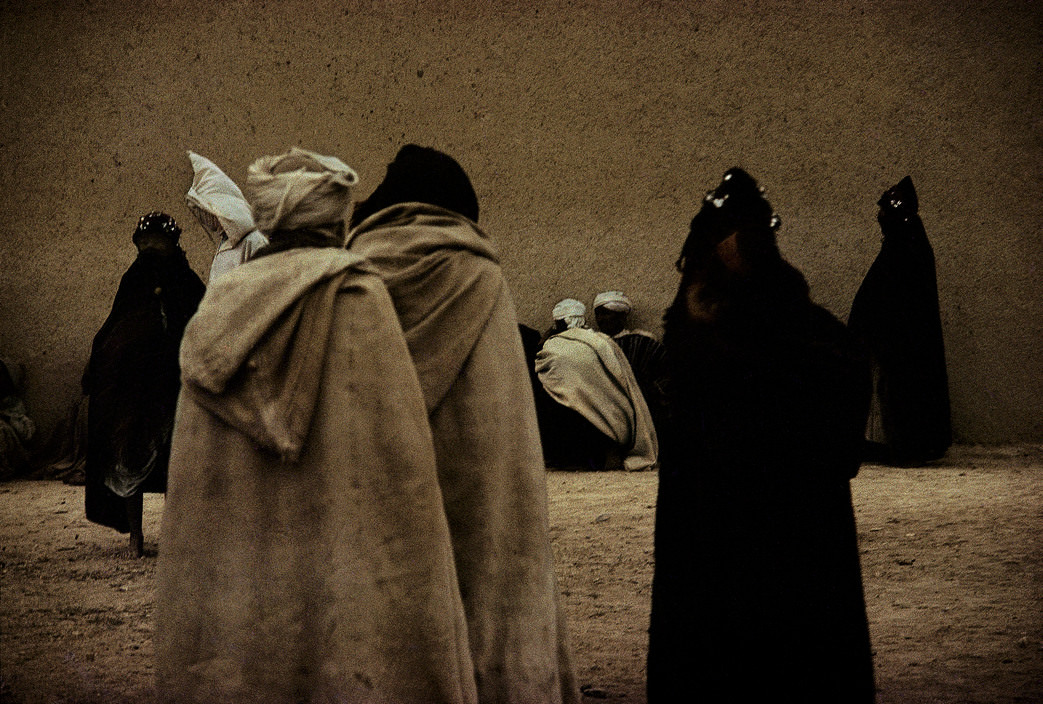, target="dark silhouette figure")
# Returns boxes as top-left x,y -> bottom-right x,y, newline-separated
84,212 -> 204,557
648,169 -> 875,703
848,176 -> 951,465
